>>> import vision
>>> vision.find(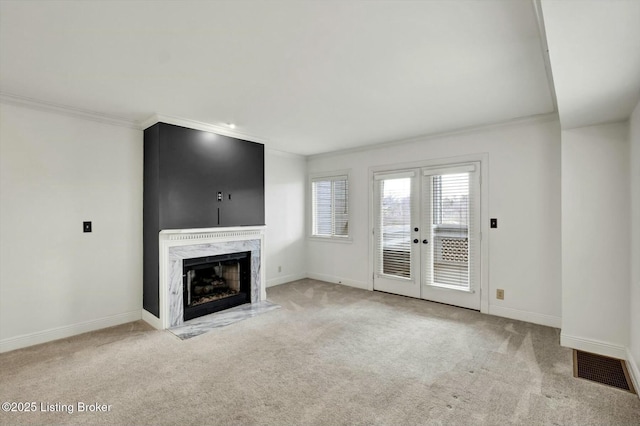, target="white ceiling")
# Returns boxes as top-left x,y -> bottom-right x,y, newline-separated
542,0 -> 640,130
0,1 -> 592,155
